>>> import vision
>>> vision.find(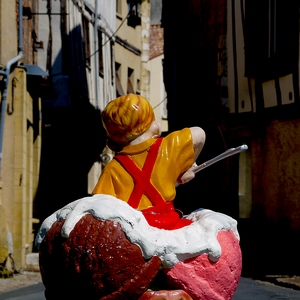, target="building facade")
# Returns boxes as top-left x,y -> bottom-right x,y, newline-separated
162,0 -> 300,277
148,23 -> 168,132
0,0 -> 45,273
0,0 -> 157,273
